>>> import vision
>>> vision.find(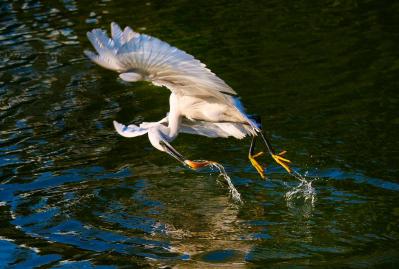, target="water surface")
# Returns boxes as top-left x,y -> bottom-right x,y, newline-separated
1,0 -> 399,268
